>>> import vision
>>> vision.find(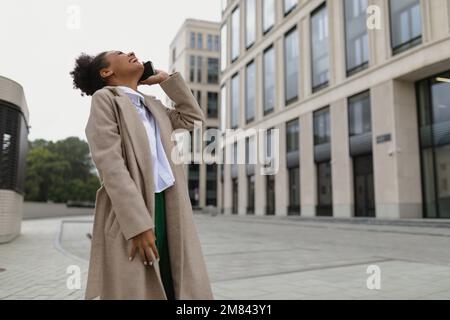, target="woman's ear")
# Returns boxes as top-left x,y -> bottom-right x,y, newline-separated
100,68 -> 113,79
